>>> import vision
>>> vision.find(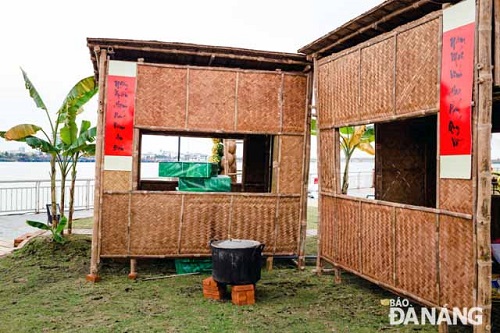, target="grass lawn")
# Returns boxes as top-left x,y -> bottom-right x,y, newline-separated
0,235 -> 474,332
307,206 -> 318,230
71,217 -> 93,229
